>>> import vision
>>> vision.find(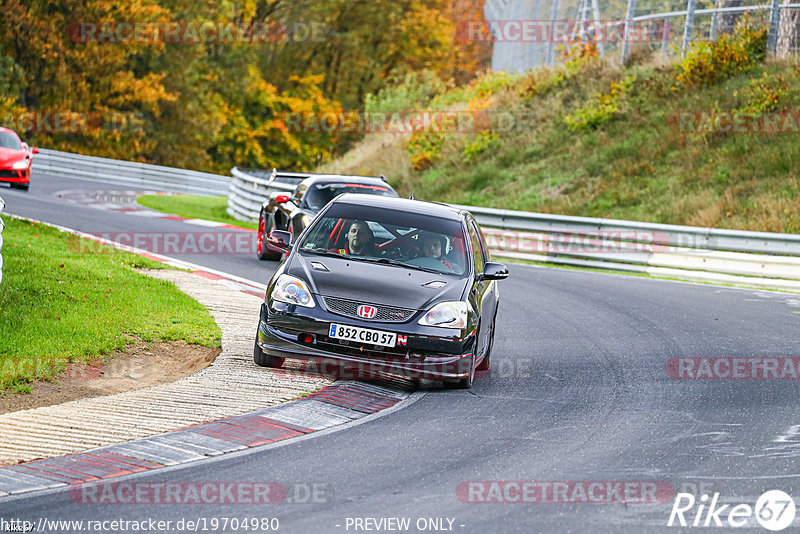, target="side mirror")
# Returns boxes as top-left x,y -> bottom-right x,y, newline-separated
32,147 -> 39,154
21,143 -> 28,151
481,262 -> 509,281
267,230 -> 292,251
275,195 -> 289,204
